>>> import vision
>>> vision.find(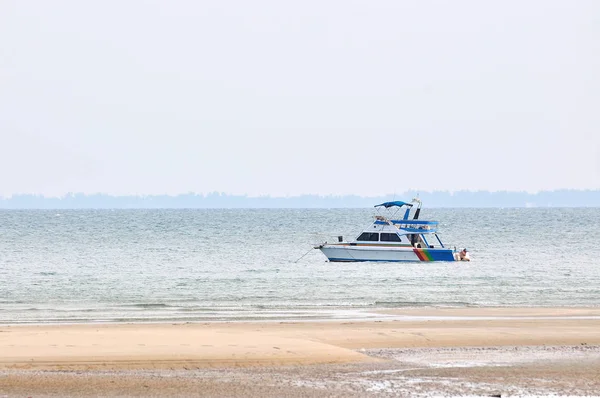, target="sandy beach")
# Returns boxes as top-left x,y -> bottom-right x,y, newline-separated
2,307 -> 600,396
